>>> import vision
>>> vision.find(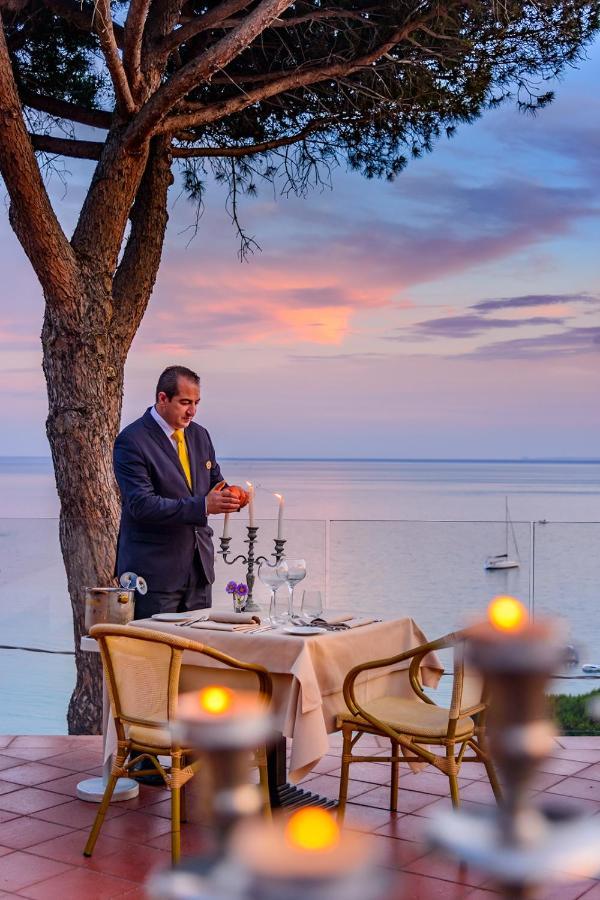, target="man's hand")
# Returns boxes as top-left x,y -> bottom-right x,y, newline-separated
228,485 -> 250,509
206,483 -> 241,515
